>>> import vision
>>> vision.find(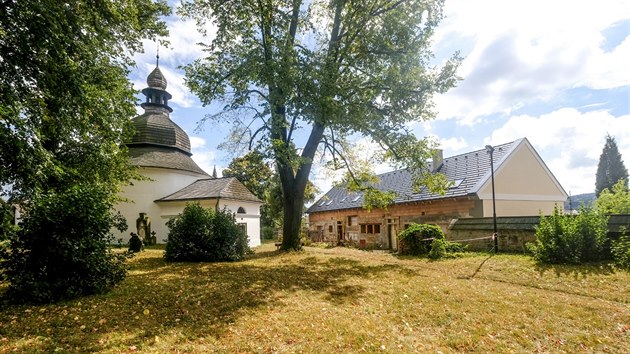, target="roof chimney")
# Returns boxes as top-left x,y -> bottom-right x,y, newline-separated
432,149 -> 443,172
